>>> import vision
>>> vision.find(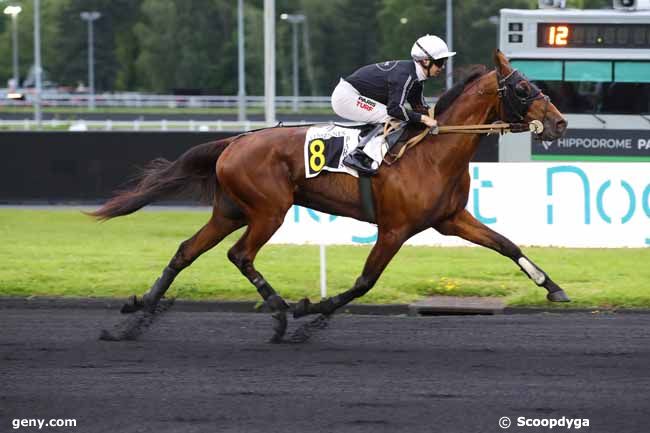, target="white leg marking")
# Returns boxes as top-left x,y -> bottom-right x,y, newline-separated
518,257 -> 546,285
